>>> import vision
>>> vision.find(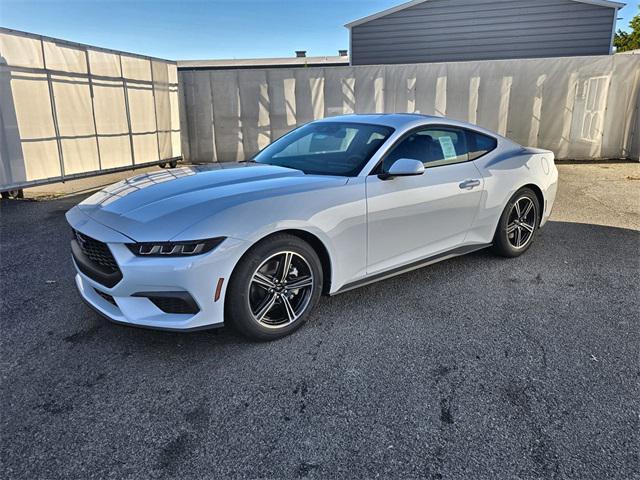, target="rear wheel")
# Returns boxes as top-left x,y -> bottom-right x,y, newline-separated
491,188 -> 540,258
226,234 -> 323,341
